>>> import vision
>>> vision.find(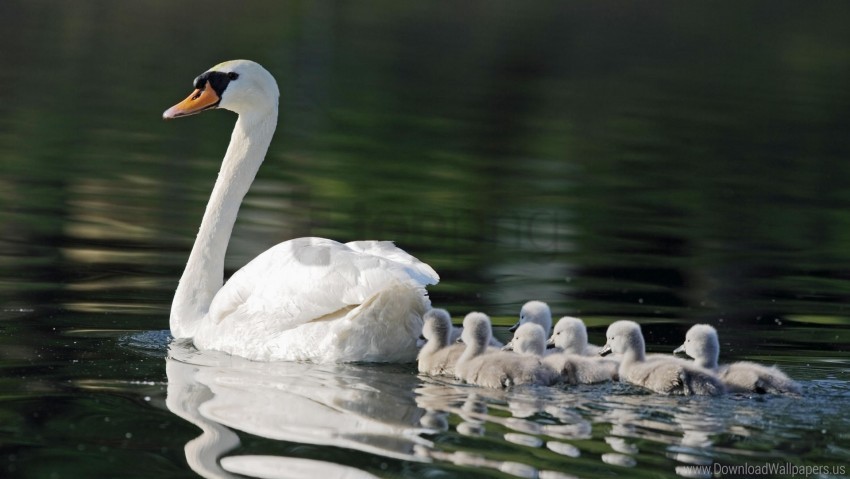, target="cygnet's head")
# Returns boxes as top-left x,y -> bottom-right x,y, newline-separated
504,323 -> 547,356
599,320 -> 645,358
547,316 -> 588,353
461,312 -> 493,349
510,300 -> 552,334
421,308 -> 452,345
674,324 -> 719,369
163,59 -> 279,120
